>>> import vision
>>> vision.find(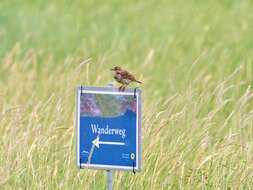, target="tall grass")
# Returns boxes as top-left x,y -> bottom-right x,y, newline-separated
0,1 -> 253,189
